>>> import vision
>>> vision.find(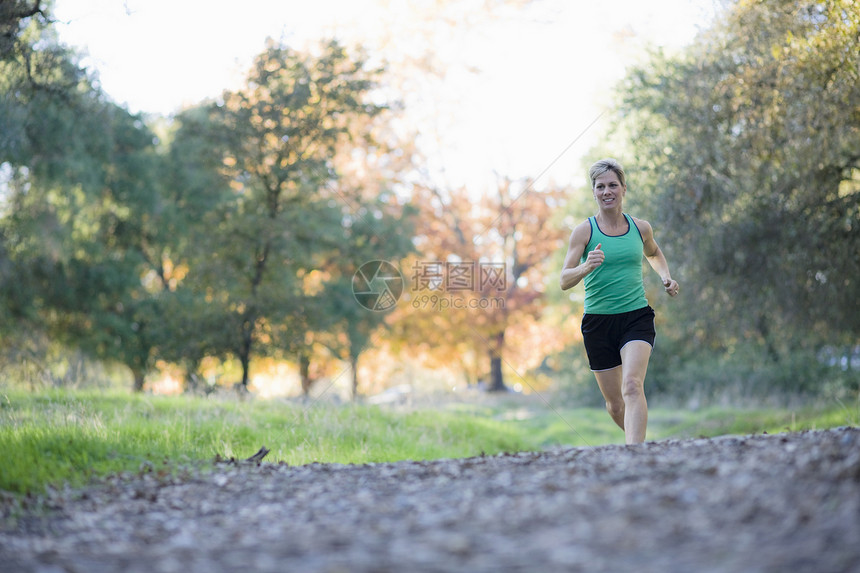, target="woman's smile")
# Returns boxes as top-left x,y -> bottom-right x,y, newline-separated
593,171 -> 626,209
